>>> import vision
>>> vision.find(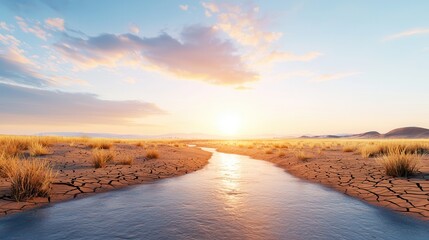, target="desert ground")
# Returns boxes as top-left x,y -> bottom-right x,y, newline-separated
195,139 -> 429,220
1,136 -> 429,220
0,136 -> 211,217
